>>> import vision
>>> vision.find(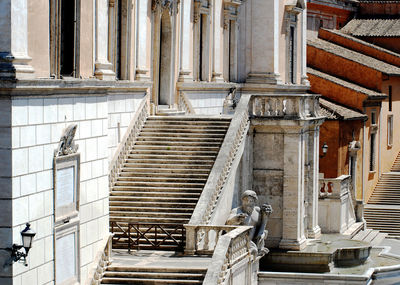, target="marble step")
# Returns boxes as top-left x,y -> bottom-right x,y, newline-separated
109,206 -> 194,213
124,158 -> 215,165
121,167 -> 211,174
144,123 -> 228,129
109,211 -> 193,218
130,149 -> 219,156
111,186 -> 203,192
139,131 -> 226,138
109,216 -> 190,224
116,176 -> 207,183
121,163 -> 212,169
113,181 -> 205,187
131,145 -> 220,152
109,201 -> 197,208
137,136 -> 224,143
134,141 -> 222,147
110,191 -> 201,198
109,196 -> 199,203
141,127 -> 227,134
118,171 -> 209,178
